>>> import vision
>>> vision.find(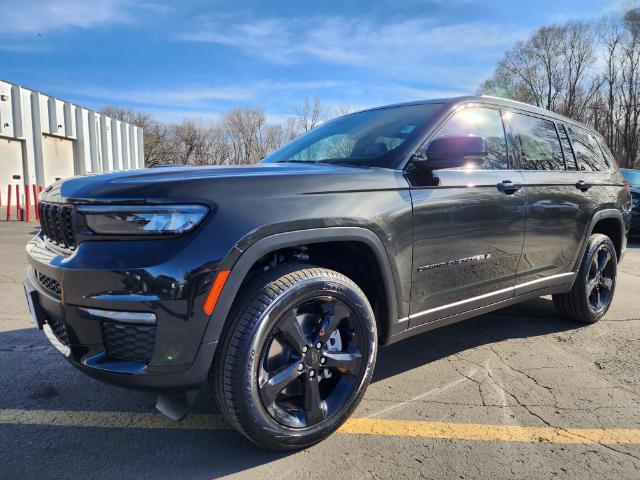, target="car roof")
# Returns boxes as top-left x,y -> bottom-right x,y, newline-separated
357,95 -> 601,137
